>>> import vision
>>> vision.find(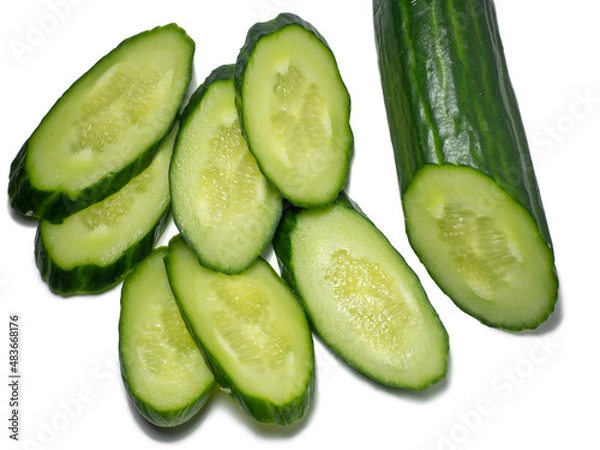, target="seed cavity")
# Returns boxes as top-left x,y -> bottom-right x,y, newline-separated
197,122 -> 265,225
323,249 -> 416,355
137,302 -> 201,376
77,63 -> 173,153
212,280 -> 291,370
270,64 -> 332,168
437,206 -> 522,300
